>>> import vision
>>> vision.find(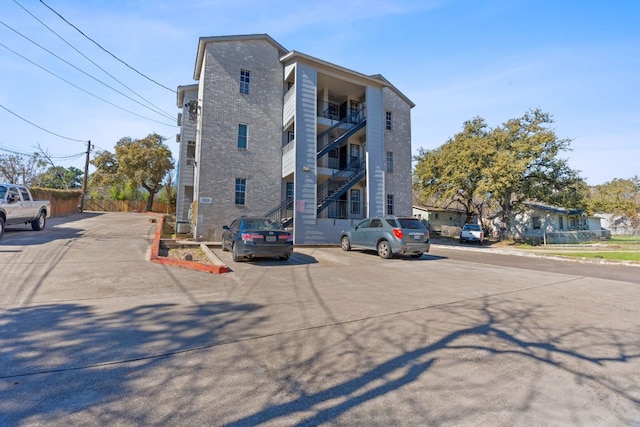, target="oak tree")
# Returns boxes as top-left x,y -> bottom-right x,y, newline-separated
589,177 -> 640,228
413,109 -> 587,238
90,133 -> 174,211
